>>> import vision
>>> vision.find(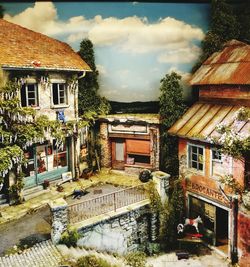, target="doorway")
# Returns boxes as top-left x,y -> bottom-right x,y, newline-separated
111,139 -> 125,170
216,207 -> 229,254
